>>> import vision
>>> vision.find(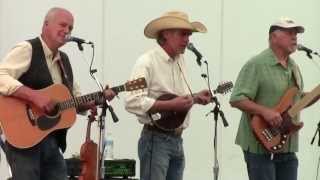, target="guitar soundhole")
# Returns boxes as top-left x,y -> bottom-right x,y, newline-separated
37,105 -> 61,130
